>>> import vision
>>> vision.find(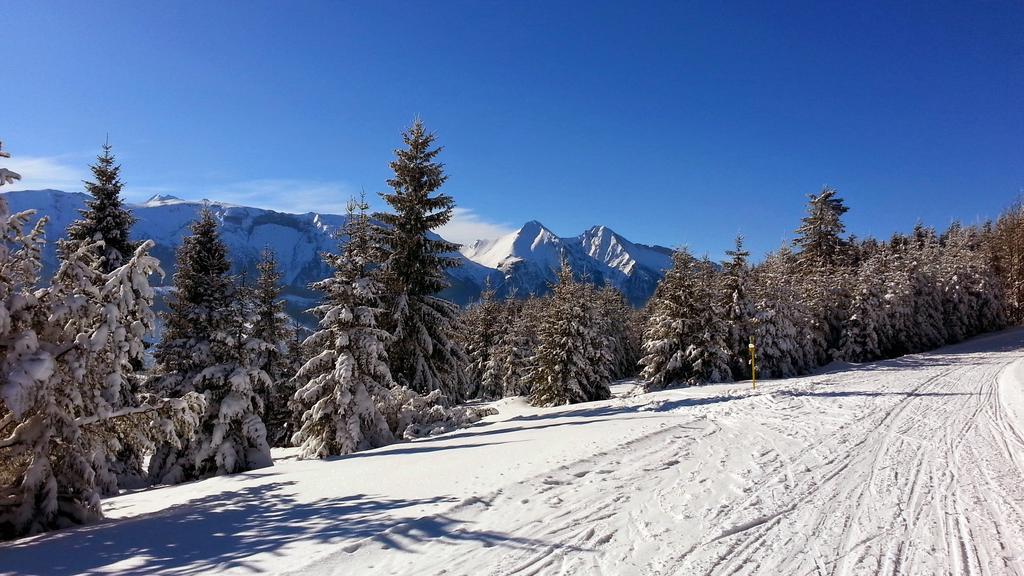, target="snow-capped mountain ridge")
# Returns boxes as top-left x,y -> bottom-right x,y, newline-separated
1,189 -> 670,309
462,220 -> 673,305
